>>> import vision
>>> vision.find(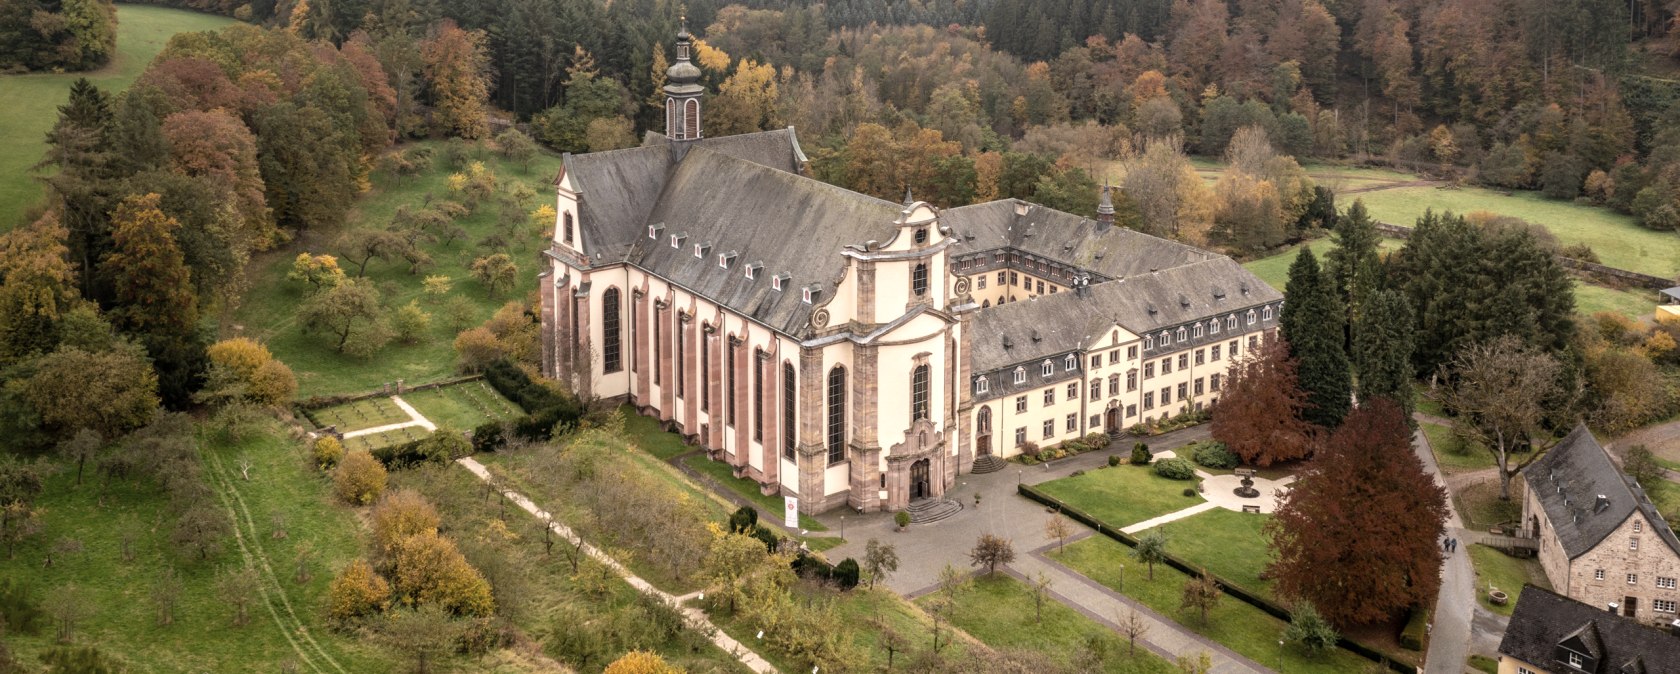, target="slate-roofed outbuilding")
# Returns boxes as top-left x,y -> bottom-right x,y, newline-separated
1499,586 -> 1680,673
1522,425 -> 1680,560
